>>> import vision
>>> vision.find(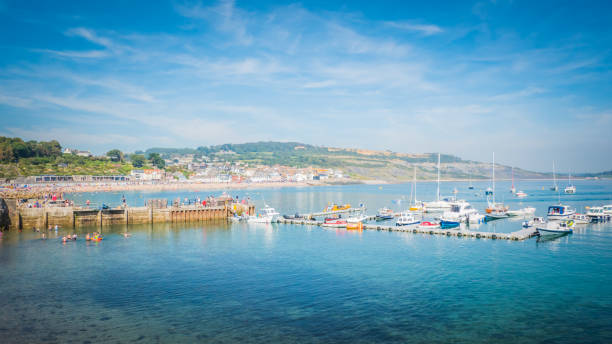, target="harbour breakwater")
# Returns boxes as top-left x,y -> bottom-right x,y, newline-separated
0,198 -> 254,230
